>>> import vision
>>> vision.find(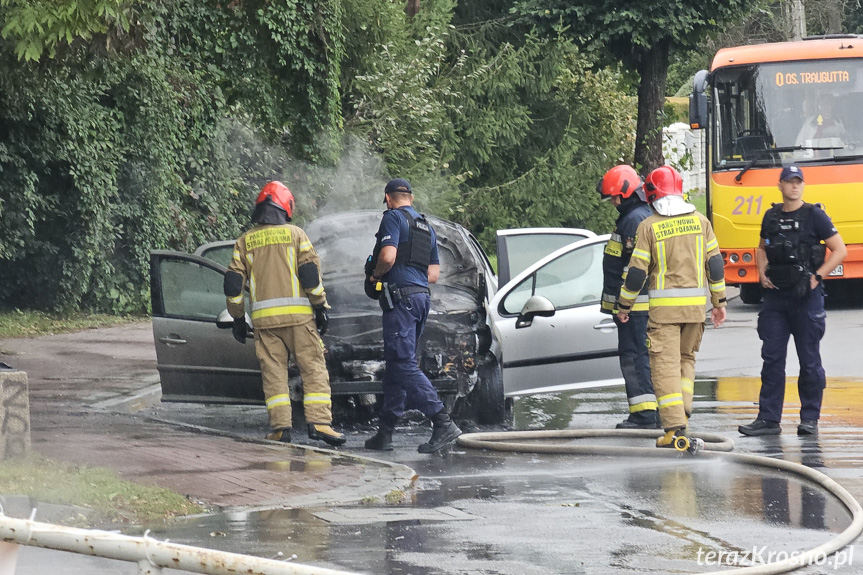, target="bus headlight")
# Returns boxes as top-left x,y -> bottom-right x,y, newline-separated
729,253 -> 740,263
742,253 -> 753,263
